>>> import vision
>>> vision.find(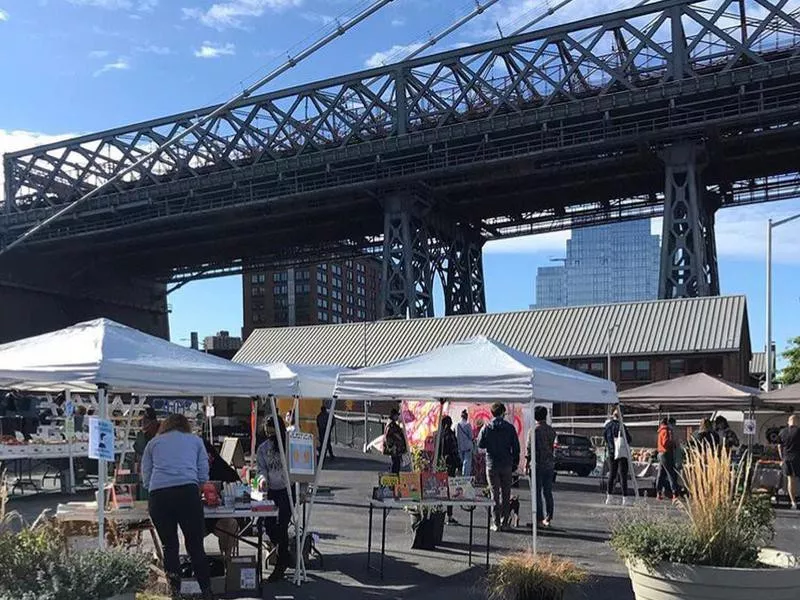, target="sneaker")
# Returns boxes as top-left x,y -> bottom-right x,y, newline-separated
604,494 -> 614,505
656,493 -> 664,501
490,523 -> 500,532
267,565 -> 287,583
447,516 -> 459,525
791,504 -> 799,511
622,496 -> 632,507
542,517 -> 551,528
